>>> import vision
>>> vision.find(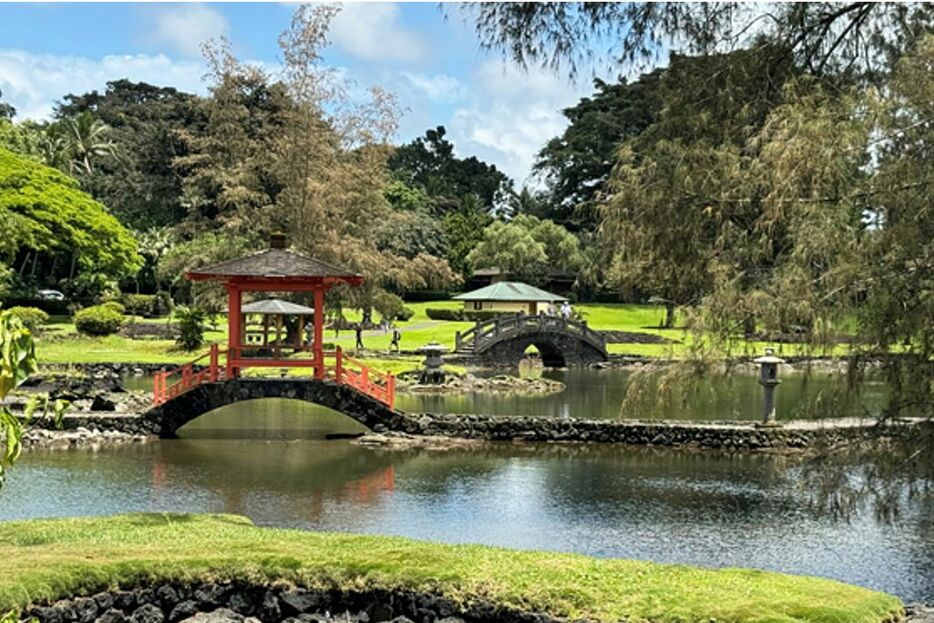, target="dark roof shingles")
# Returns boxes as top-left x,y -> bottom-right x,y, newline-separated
188,249 -> 360,280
